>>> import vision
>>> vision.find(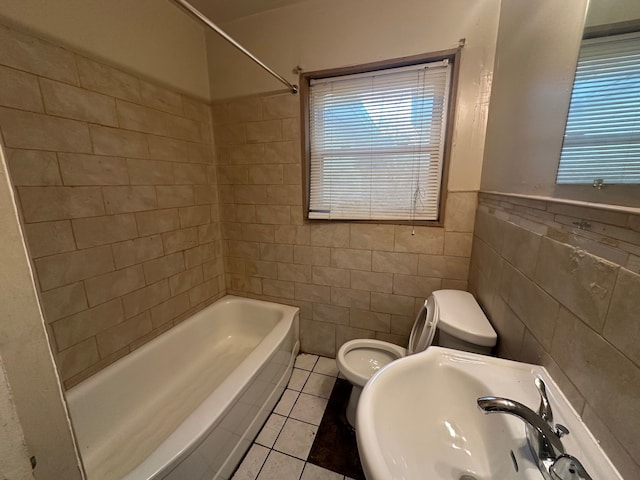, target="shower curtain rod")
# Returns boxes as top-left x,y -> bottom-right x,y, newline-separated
170,0 -> 299,94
